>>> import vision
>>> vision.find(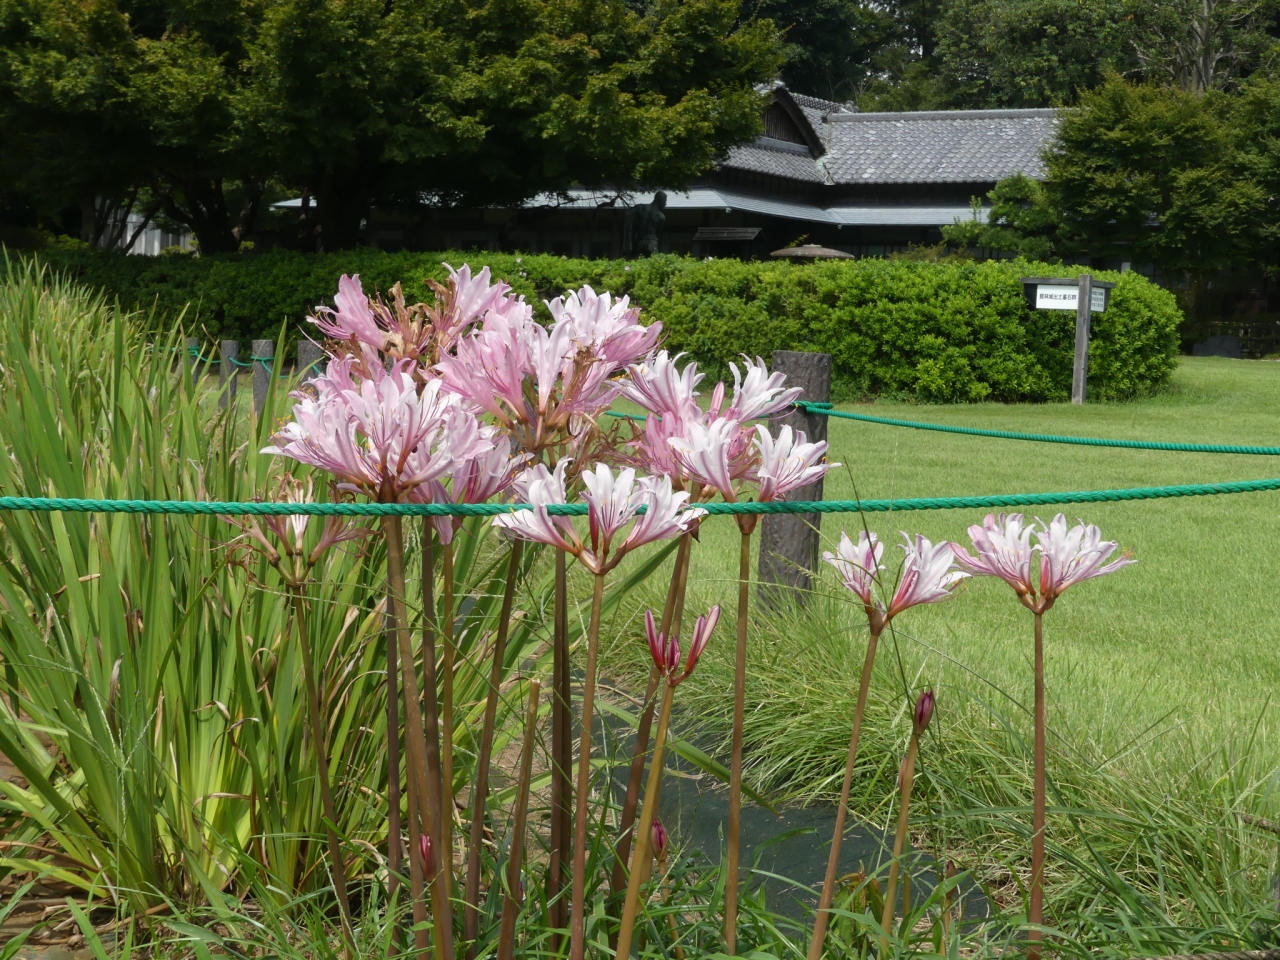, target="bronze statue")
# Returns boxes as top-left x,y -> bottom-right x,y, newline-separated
631,190 -> 667,257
